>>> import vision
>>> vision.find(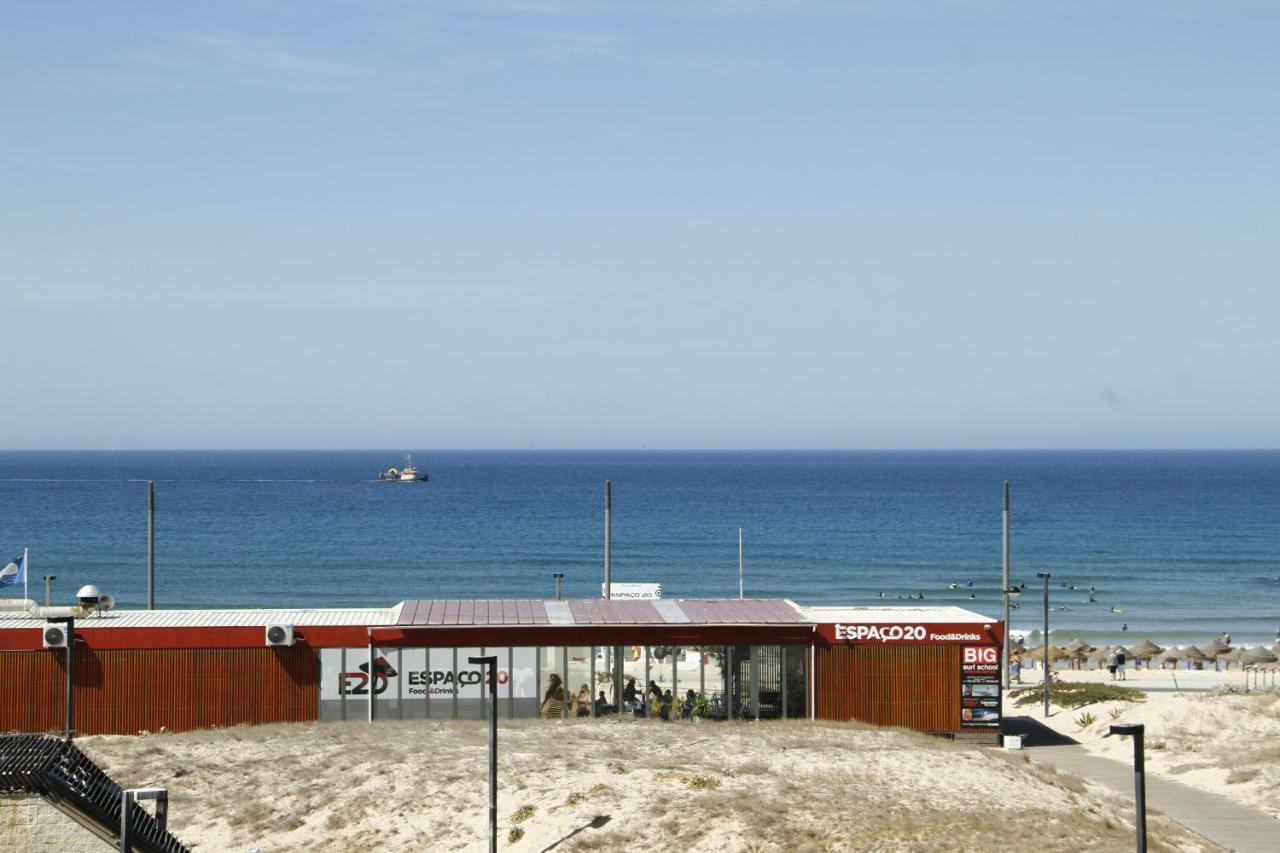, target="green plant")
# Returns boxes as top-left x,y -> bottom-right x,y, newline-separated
1010,682 -> 1145,710
690,696 -> 713,718
512,804 -> 535,824
508,826 -> 525,844
565,791 -> 586,806
1074,712 -> 1097,731
1108,707 -> 1125,721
